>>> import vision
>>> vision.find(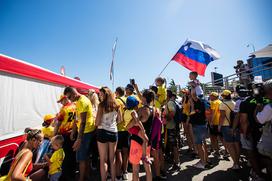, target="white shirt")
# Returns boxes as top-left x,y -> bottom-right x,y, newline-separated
257,104 -> 272,124
98,111 -> 118,132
